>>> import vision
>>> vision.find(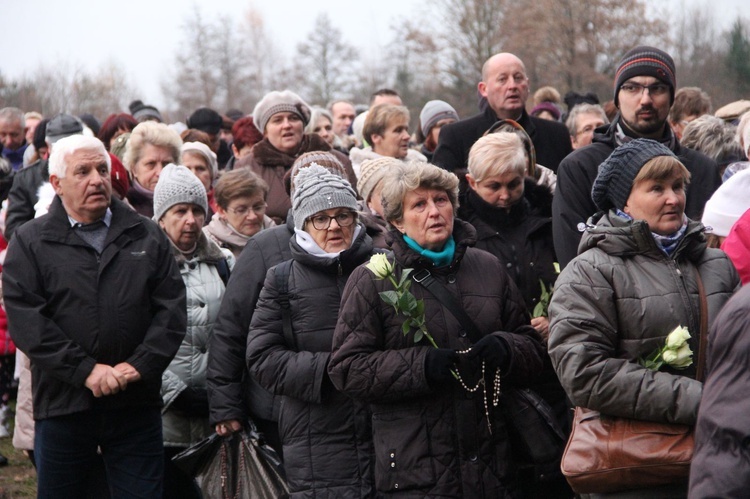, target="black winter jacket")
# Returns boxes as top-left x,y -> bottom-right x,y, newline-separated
329,221 -> 545,498
247,225 -> 375,498
552,117 -> 720,268
207,215 -> 294,426
2,196 -> 187,419
4,158 -> 48,241
433,107 -> 572,174
459,180 -> 557,312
